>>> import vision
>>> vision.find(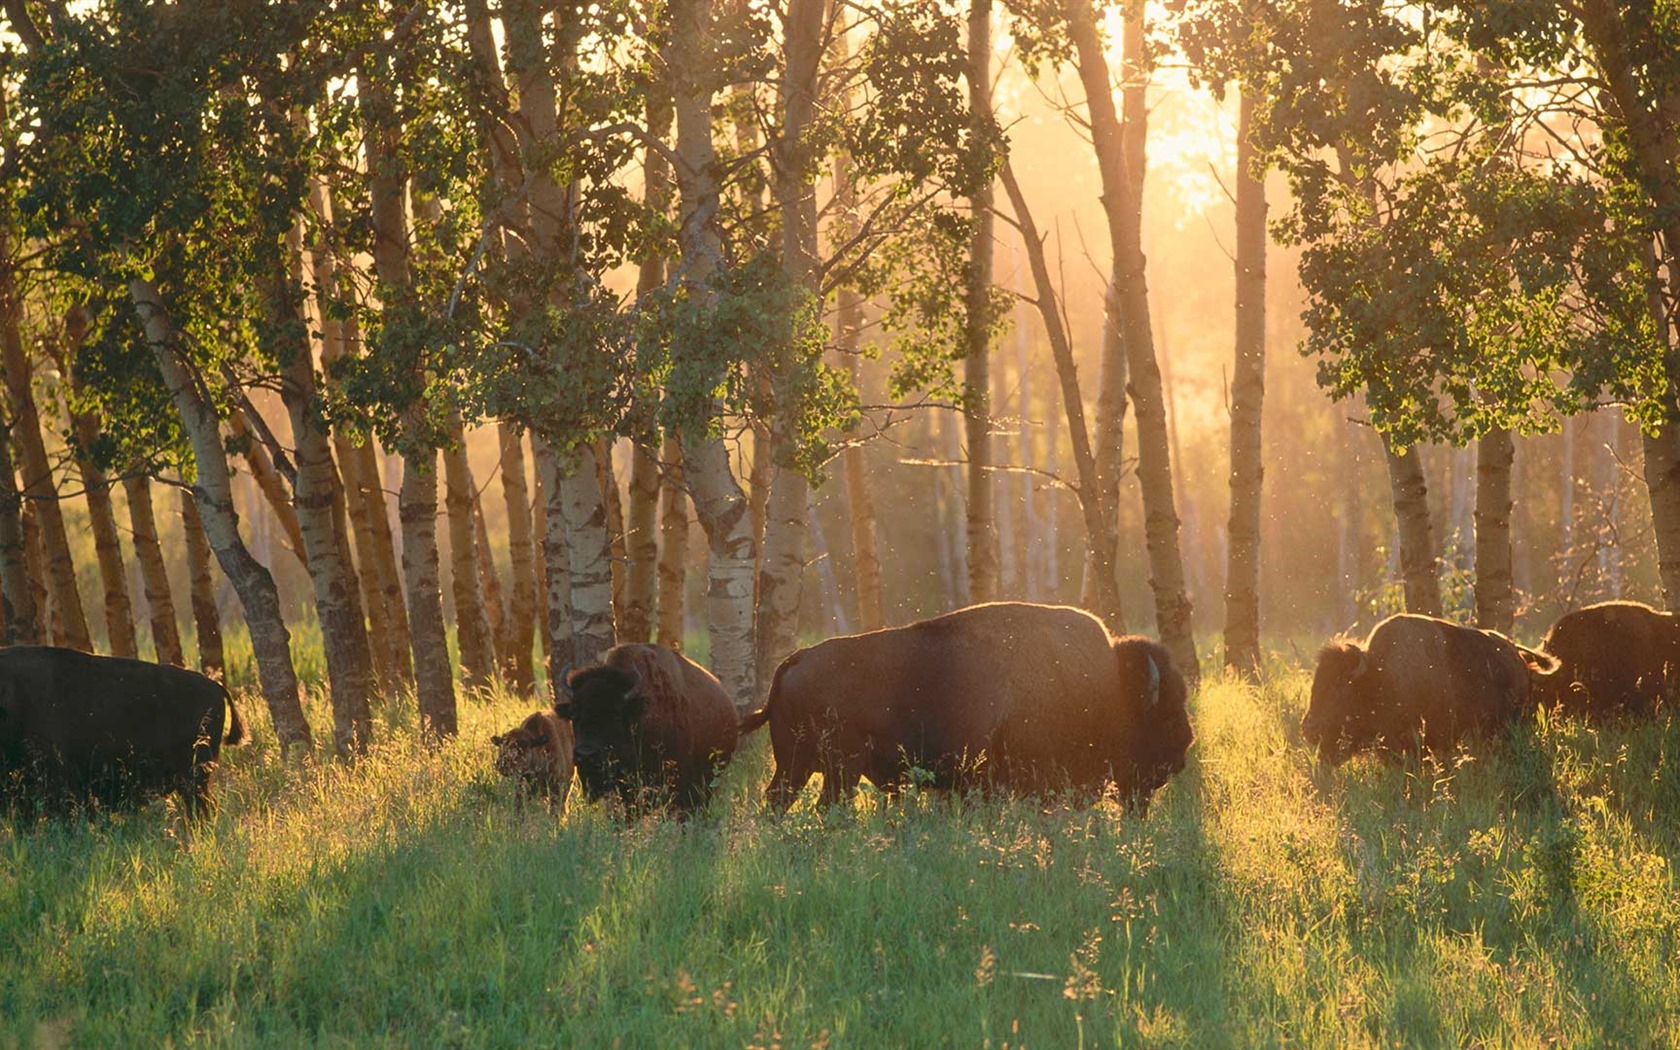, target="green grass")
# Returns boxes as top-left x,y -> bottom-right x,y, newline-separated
3,671 -> 1678,1048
